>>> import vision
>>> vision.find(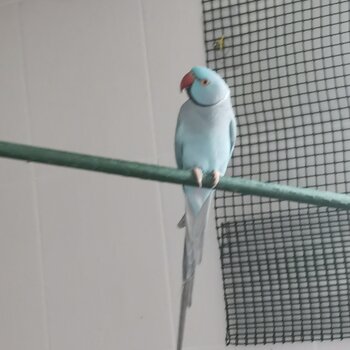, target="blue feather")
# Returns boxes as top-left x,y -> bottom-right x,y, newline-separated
175,66 -> 237,350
